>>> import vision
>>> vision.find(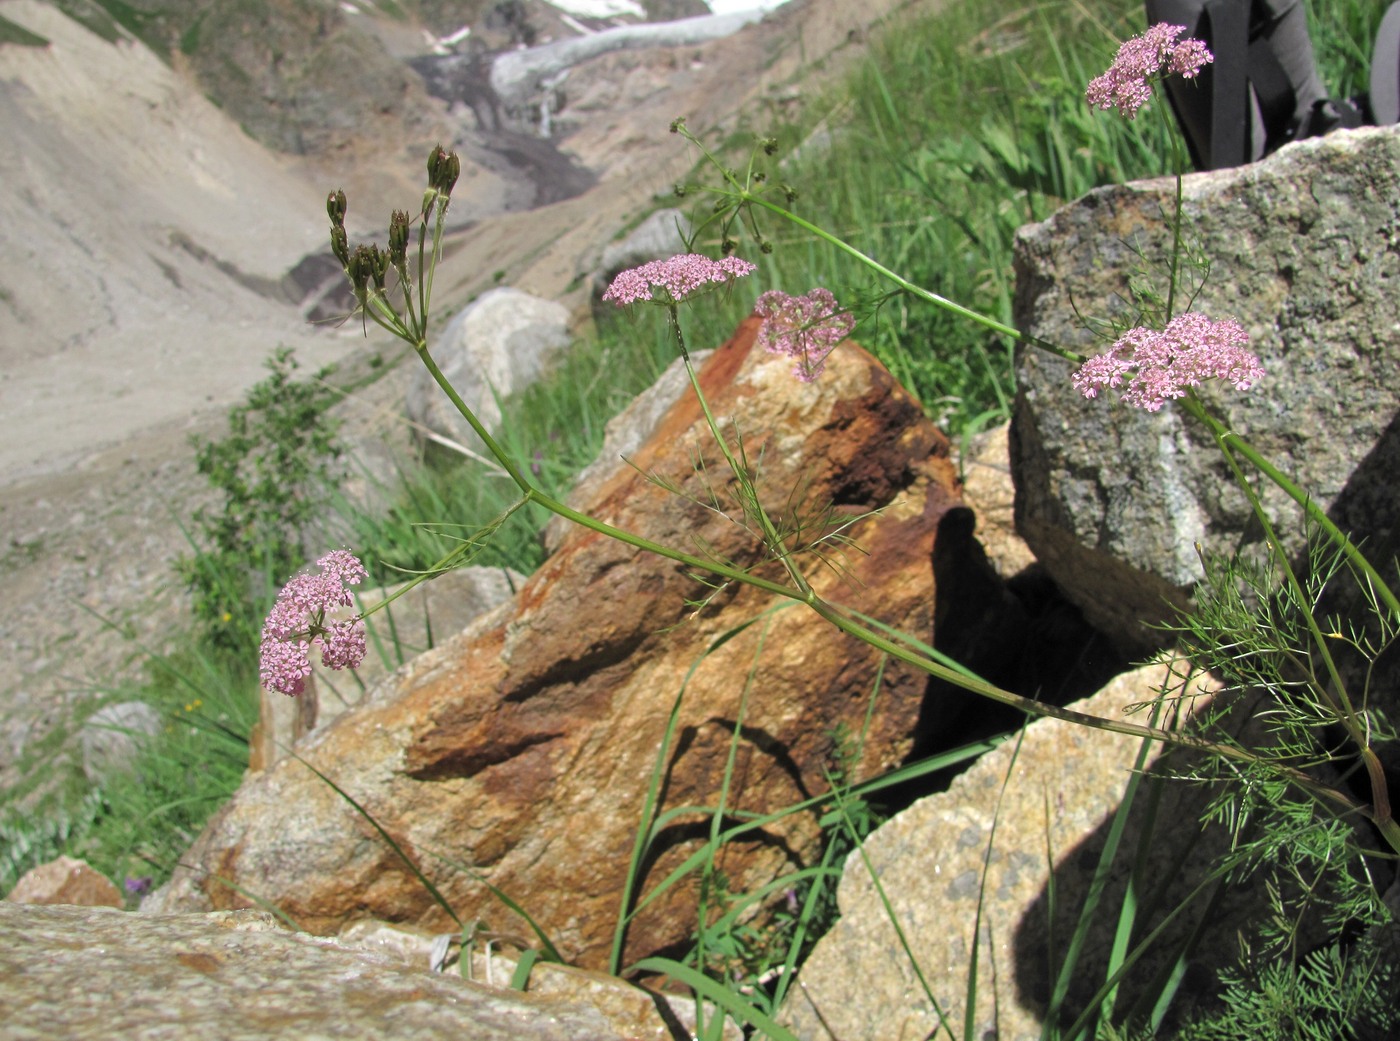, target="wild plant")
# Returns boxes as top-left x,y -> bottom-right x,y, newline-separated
253,14 -> 1400,1037
181,347 -> 345,654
